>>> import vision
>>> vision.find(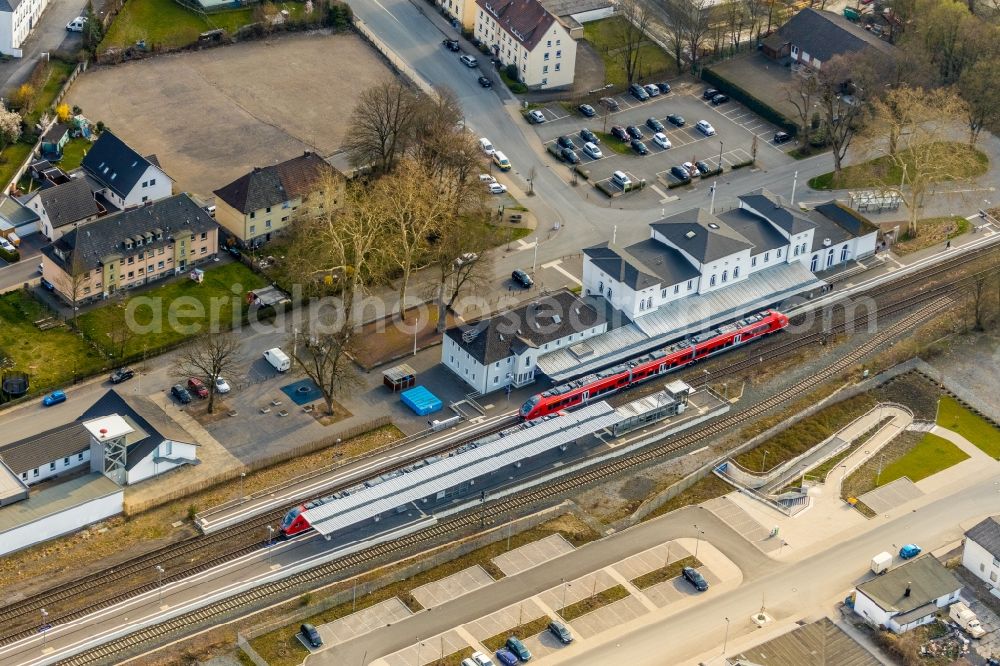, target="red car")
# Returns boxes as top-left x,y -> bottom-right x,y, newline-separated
187,377 -> 209,398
